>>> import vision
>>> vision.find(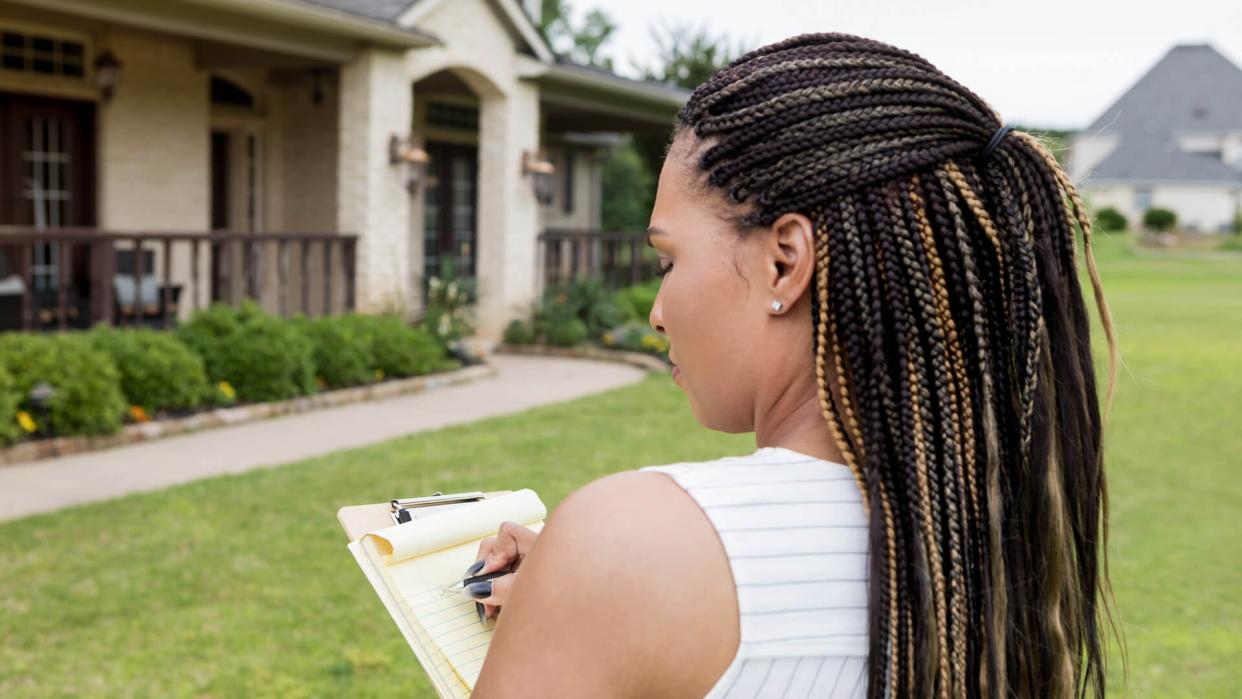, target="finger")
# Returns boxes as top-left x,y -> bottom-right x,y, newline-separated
478,521 -> 538,575
466,572 -> 515,608
470,536 -> 496,576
